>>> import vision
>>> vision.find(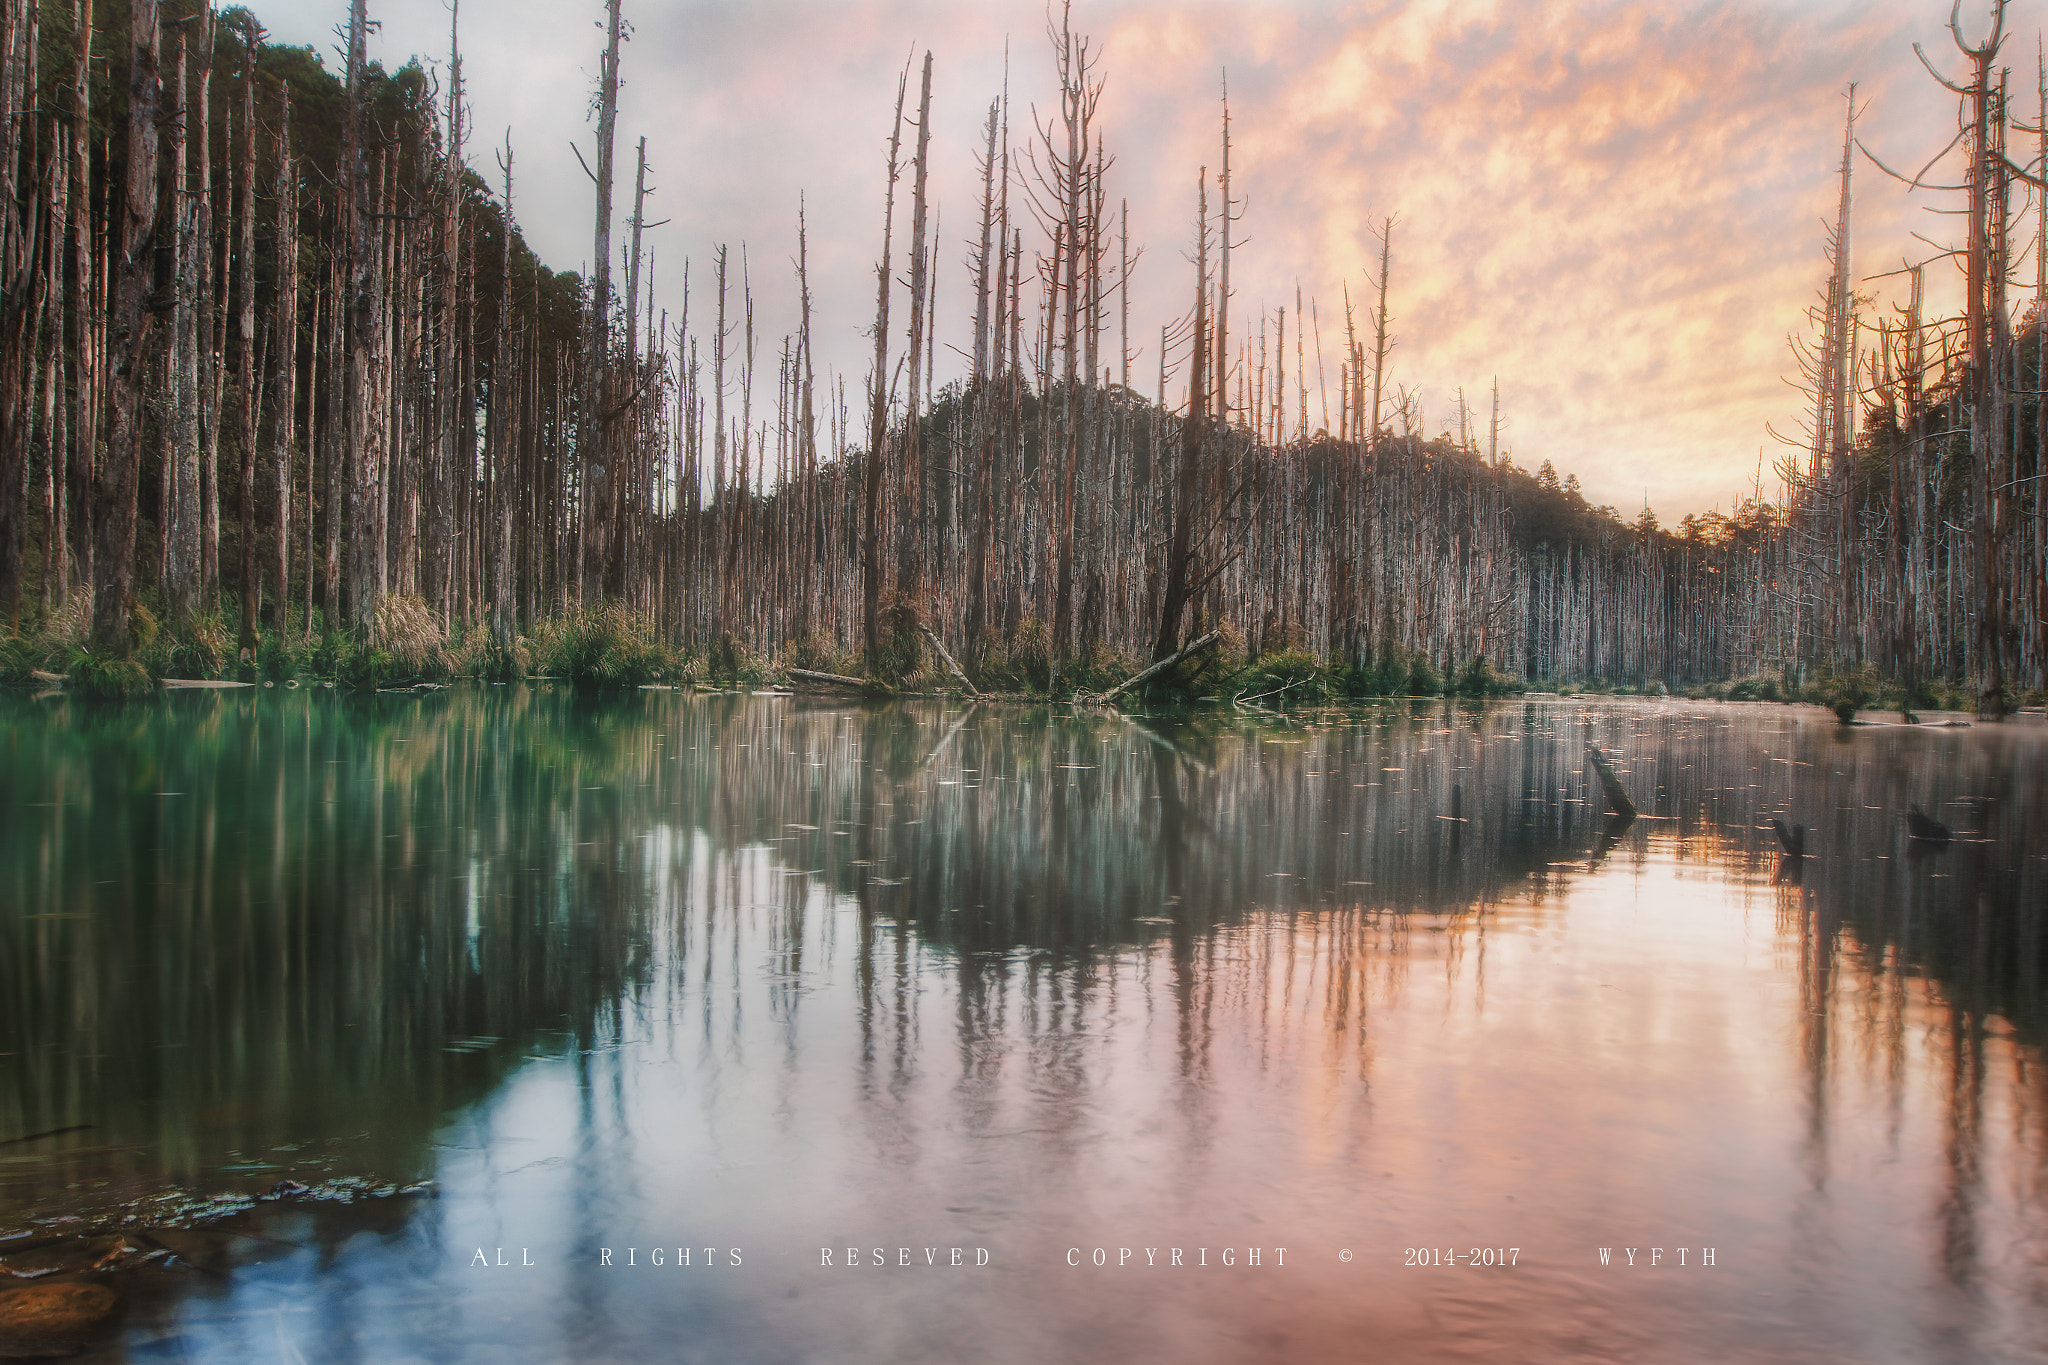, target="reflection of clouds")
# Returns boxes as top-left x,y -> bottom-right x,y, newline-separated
8,689 -> 2044,1360
259,0 -> 1973,518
